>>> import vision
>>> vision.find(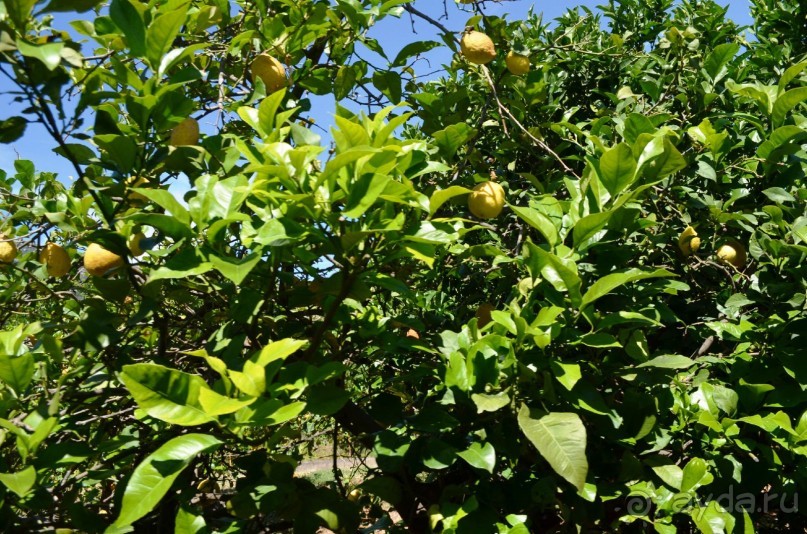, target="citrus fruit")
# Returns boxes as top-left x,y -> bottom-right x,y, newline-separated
40,242 -> 71,277
468,181 -> 505,219
169,118 -> 199,146
250,53 -> 288,93
505,51 -> 530,74
84,243 -> 123,276
460,31 -> 496,65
